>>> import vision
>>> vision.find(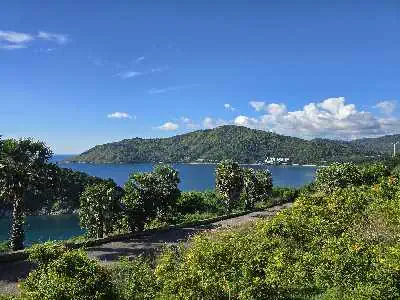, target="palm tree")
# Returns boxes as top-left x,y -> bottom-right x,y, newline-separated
0,138 -> 52,251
